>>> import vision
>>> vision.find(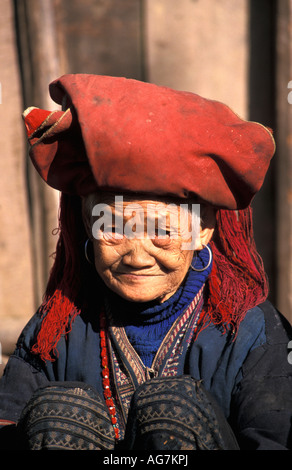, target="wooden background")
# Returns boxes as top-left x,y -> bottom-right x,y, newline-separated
1,0 -> 291,373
